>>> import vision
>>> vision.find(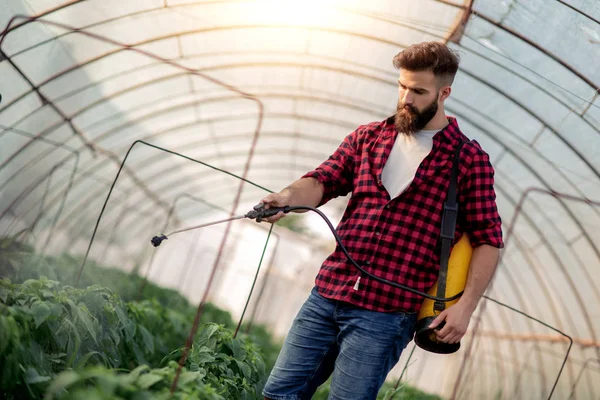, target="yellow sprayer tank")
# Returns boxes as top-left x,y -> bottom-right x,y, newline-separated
414,234 -> 473,354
